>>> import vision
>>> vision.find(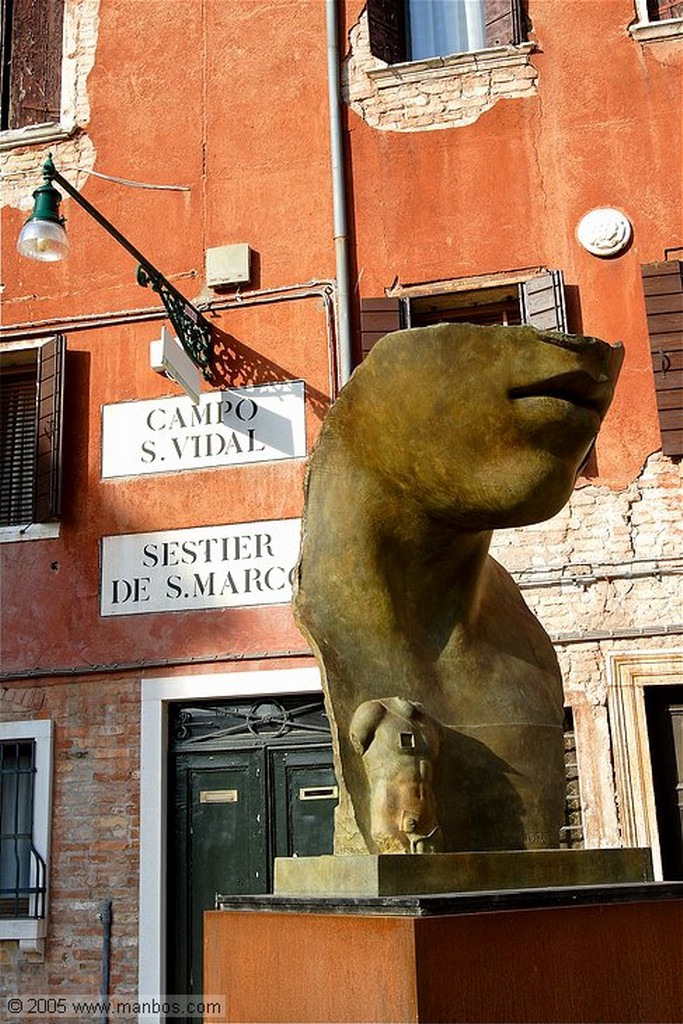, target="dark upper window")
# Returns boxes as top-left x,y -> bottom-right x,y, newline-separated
359,269 -> 568,360
0,336 -> 65,527
367,0 -> 526,64
1,0 -> 65,131
647,0 -> 683,20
